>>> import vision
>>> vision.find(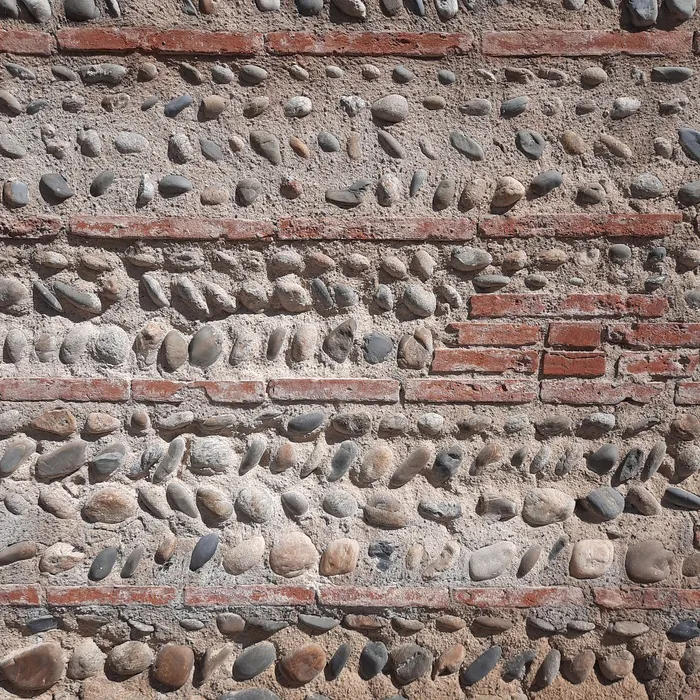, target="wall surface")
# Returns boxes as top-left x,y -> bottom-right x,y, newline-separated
0,0 -> 700,698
